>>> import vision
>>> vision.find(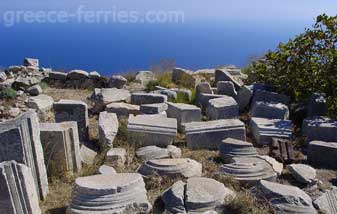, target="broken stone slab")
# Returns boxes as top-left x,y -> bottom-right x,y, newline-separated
105,148 -> 126,167
288,164 -> 316,184
108,75 -> 127,89
251,101 -> 289,119
40,121 -> 82,175
98,111 -> 119,147
219,138 -> 257,163
215,69 -> 242,90
136,145 -> 181,161
0,161 -> 41,214
196,82 -> 213,95
258,155 -> 284,176
0,71 -> 7,82
54,99 -> 89,141
67,173 -> 152,214
308,93 -> 328,117
26,84 -> 42,96
308,141 -> 337,170
138,158 -> 202,178
183,119 -> 246,150
13,76 -> 40,90
80,143 -> 97,165
313,187 -> 337,214
90,88 -> 131,112
250,117 -> 292,145
217,81 -> 237,97
23,58 -> 39,67
49,71 -> 68,80
131,92 -> 167,105
27,94 -> 54,112
219,156 -> 278,184
162,177 -> 235,214
105,102 -> 140,118
128,114 -> 177,147
269,138 -> 295,164
196,93 -> 227,109
88,71 -> 101,80
140,103 -> 168,114
135,70 -> 156,86
303,117 -> 337,143
98,165 -> 117,175
67,70 -> 89,80
235,85 -> 253,111
252,89 -> 290,106
206,96 -> 239,120
166,102 -> 201,131
153,89 -> 177,101
0,110 -> 48,200
258,180 -> 316,214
